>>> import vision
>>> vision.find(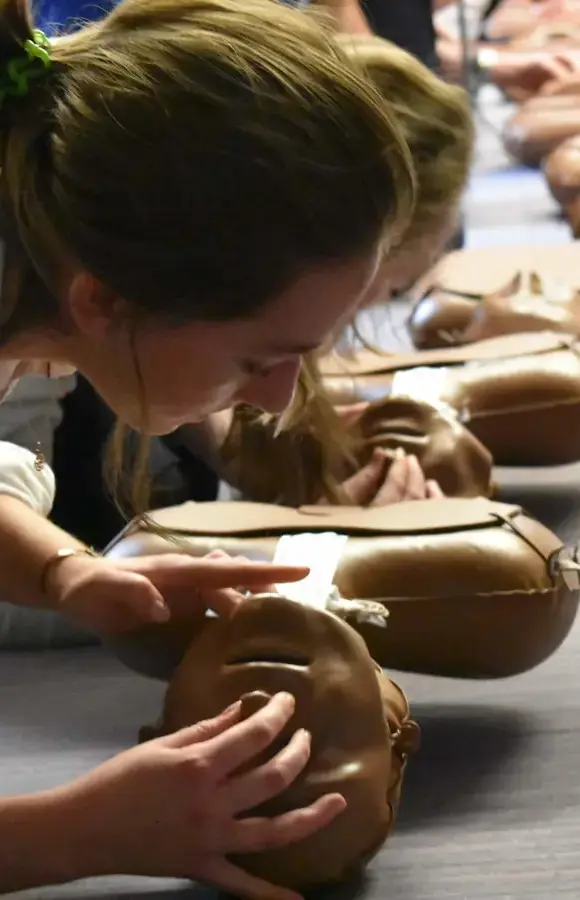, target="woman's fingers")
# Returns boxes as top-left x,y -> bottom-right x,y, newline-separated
372,451 -> 439,506
228,793 -> 346,853
79,573 -> 171,633
404,453 -> 428,499
340,447 -> 387,506
118,555 -> 310,592
172,559 -> 310,588
233,555 -> 276,596
200,857 -> 303,900
162,701 -> 242,749
225,728 -> 312,814
202,586 -> 246,616
426,478 -> 444,499
159,585 -> 245,622
202,692 -> 297,779
371,450 -> 409,506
